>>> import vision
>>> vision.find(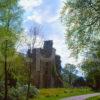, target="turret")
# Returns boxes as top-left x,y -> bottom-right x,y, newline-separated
43,40 -> 53,57
43,40 -> 53,50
